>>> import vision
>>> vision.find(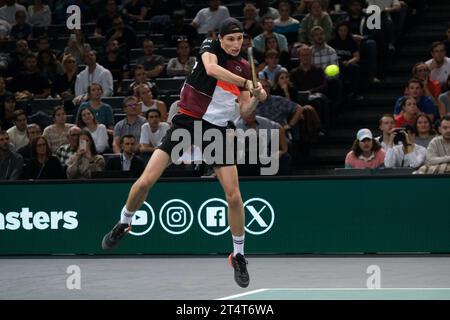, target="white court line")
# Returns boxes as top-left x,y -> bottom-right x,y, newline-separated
218,288 -> 450,300
217,289 -> 268,300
